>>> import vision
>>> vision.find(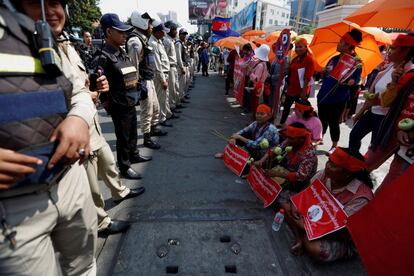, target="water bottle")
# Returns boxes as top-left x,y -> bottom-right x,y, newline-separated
272,209 -> 285,232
